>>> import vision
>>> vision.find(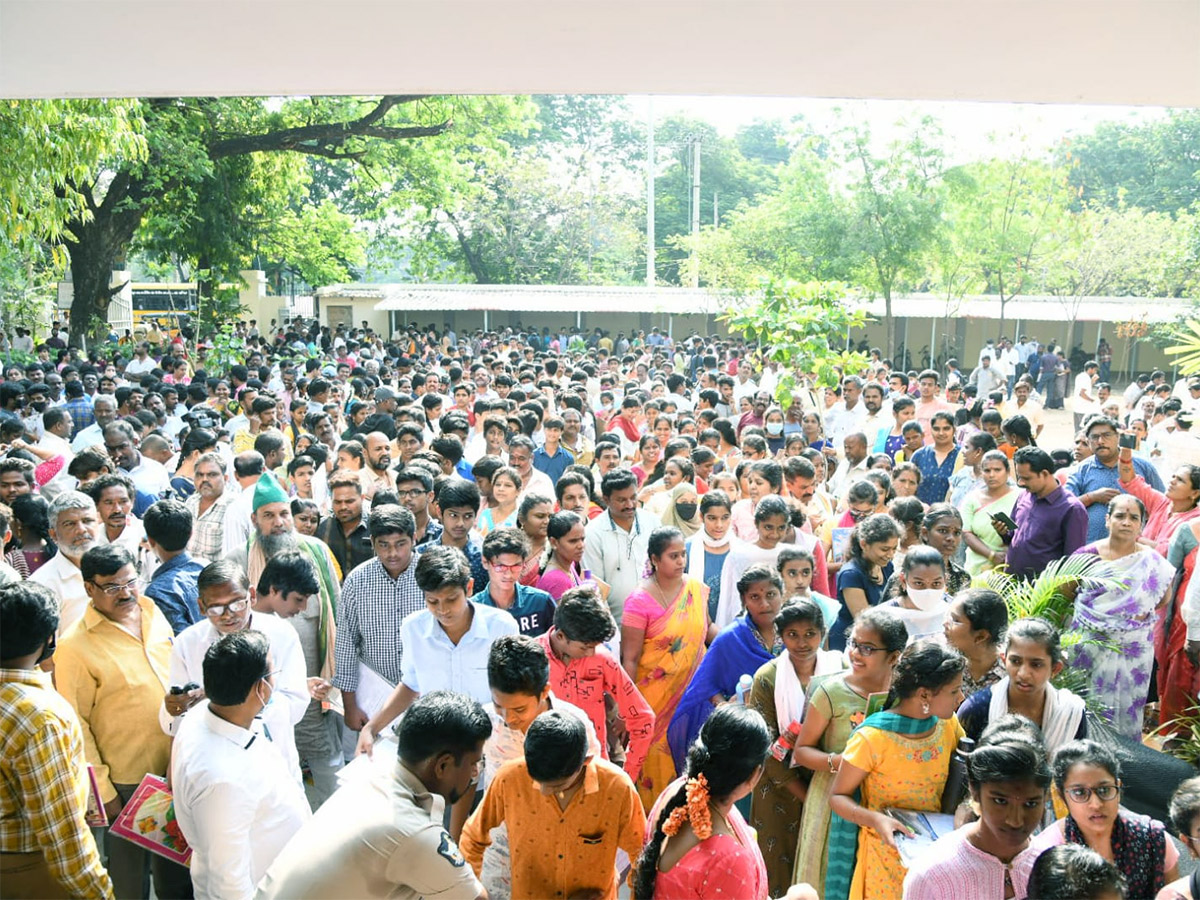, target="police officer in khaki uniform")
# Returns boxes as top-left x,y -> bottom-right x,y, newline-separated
255,691 -> 491,900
